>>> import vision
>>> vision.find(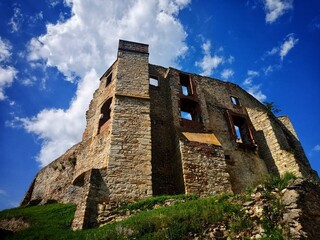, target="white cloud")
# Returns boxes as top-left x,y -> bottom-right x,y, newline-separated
312,145 -> 320,152
9,6 -> 23,32
20,0 -> 190,166
0,37 -> 12,62
247,70 -> 259,77
0,67 -> 17,100
264,65 -> 275,75
20,69 -> 99,166
221,69 -> 234,80
49,0 -> 61,7
227,56 -> 235,64
27,0 -> 189,81
280,34 -> 298,60
246,85 -> 267,102
0,189 -> 7,196
263,33 -> 298,62
309,144 -> 320,156
195,40 -> 224,76
267,47 -> 278,56
242,70 -> 266,102
263,0 -> 293,23
0,37 -> 16,100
